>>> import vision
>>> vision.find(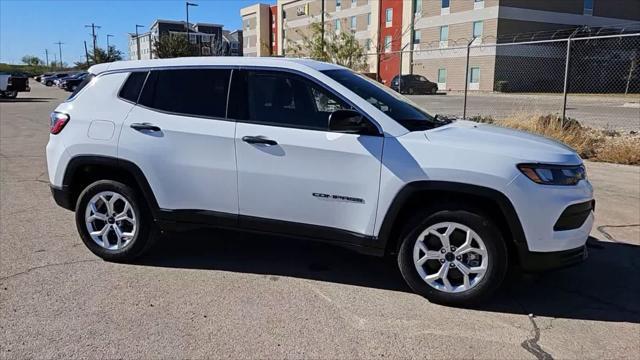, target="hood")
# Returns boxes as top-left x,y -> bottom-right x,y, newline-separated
423,120 -> 581,165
